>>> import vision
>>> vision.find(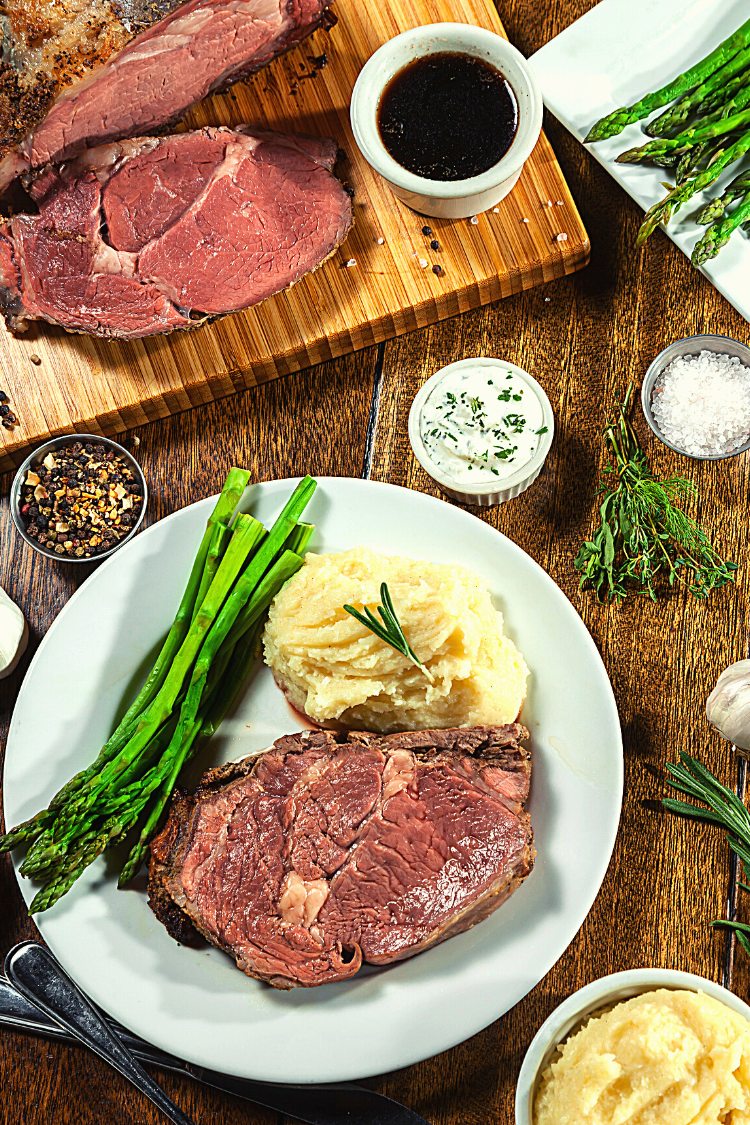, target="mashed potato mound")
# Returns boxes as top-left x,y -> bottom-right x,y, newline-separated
534,989 -> 750,1125
263,547 -> 528,733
